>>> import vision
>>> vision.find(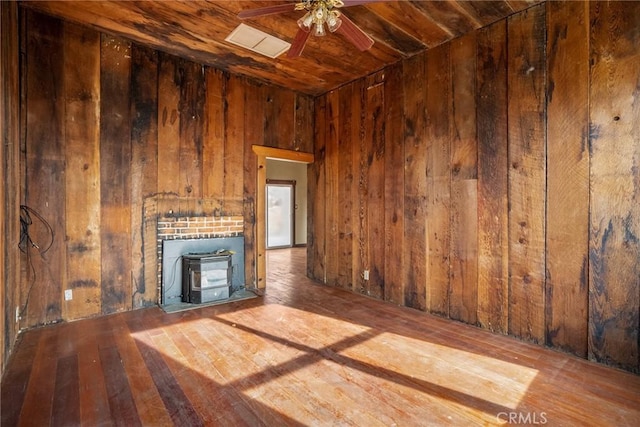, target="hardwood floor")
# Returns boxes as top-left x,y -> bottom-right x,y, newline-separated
2,247 -> 639,426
